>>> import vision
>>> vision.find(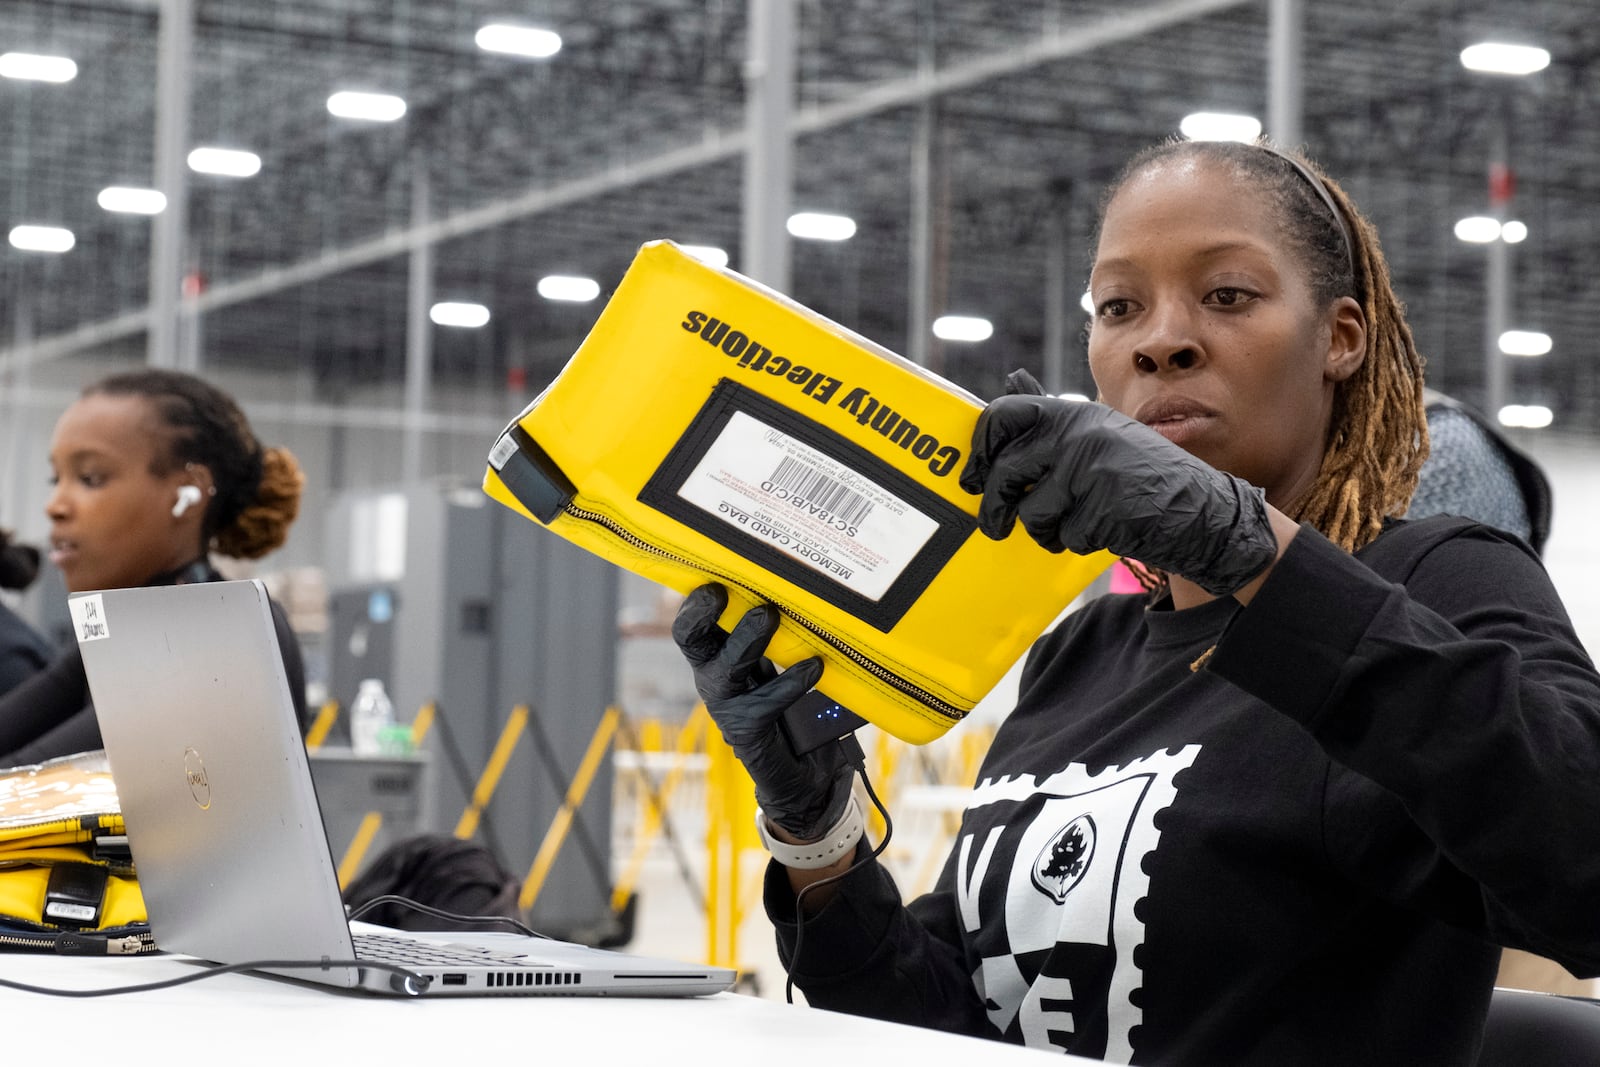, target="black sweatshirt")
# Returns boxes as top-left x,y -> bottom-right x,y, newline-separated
0,564 -> 308,765
765,516 -> 1600,1066
0,602 -> 52,701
